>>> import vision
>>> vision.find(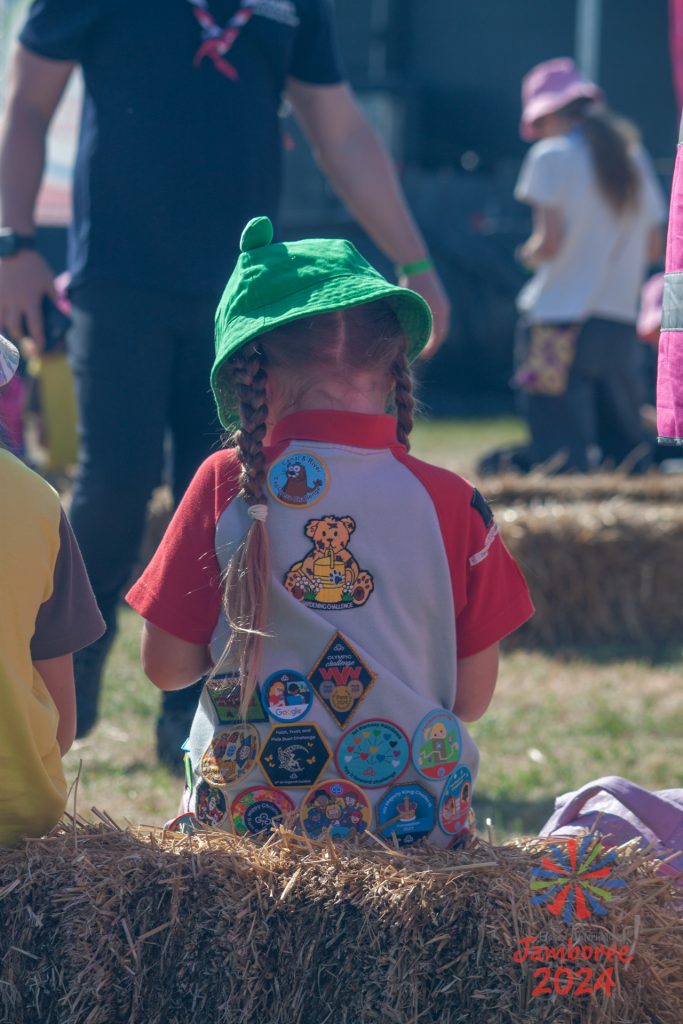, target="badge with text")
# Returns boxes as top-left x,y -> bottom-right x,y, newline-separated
376,784 -> 436,847
165,812 -> 203,835
335,719 -> 410,788
200,725 -> 260,786
267,451 -> 329,508
438,765 -> 472,836
194,781 -> 229,828
308,631 -> 377,728
231,786 -> 296,836
262,669 -> 313,723
412,709 -> 461,781
299,778 -> 372,839
205,674 -> 266,723
283,515 -> 374,610
259,723 -> 331,787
